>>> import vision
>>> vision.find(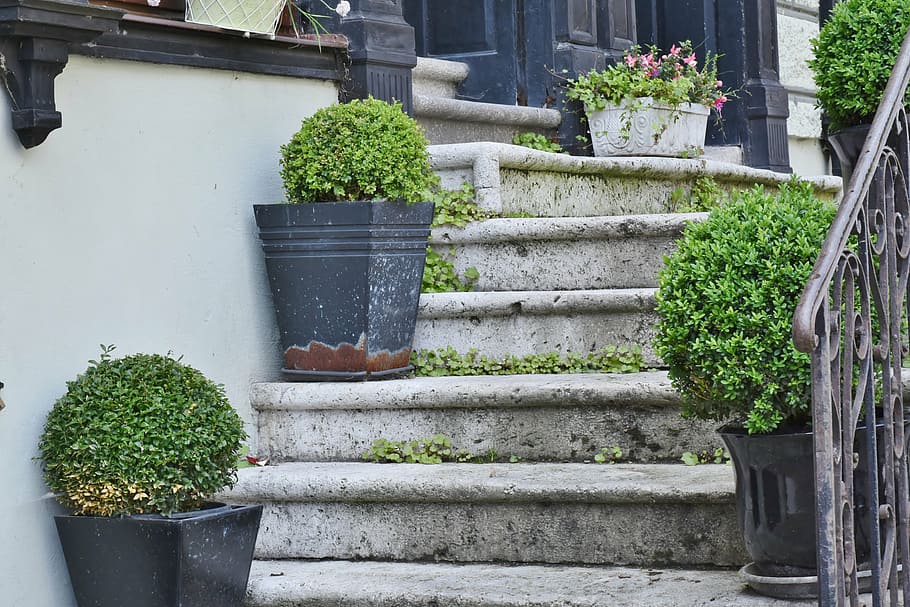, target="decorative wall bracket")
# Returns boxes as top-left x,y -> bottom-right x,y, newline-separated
0,0 -> 122,148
